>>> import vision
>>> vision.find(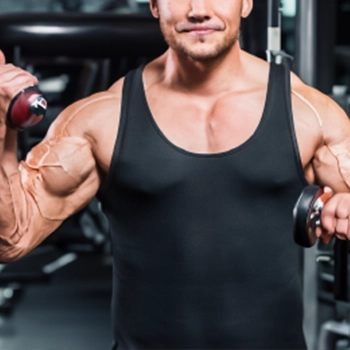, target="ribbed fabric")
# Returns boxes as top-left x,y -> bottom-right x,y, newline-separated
98,62 -> 309,349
